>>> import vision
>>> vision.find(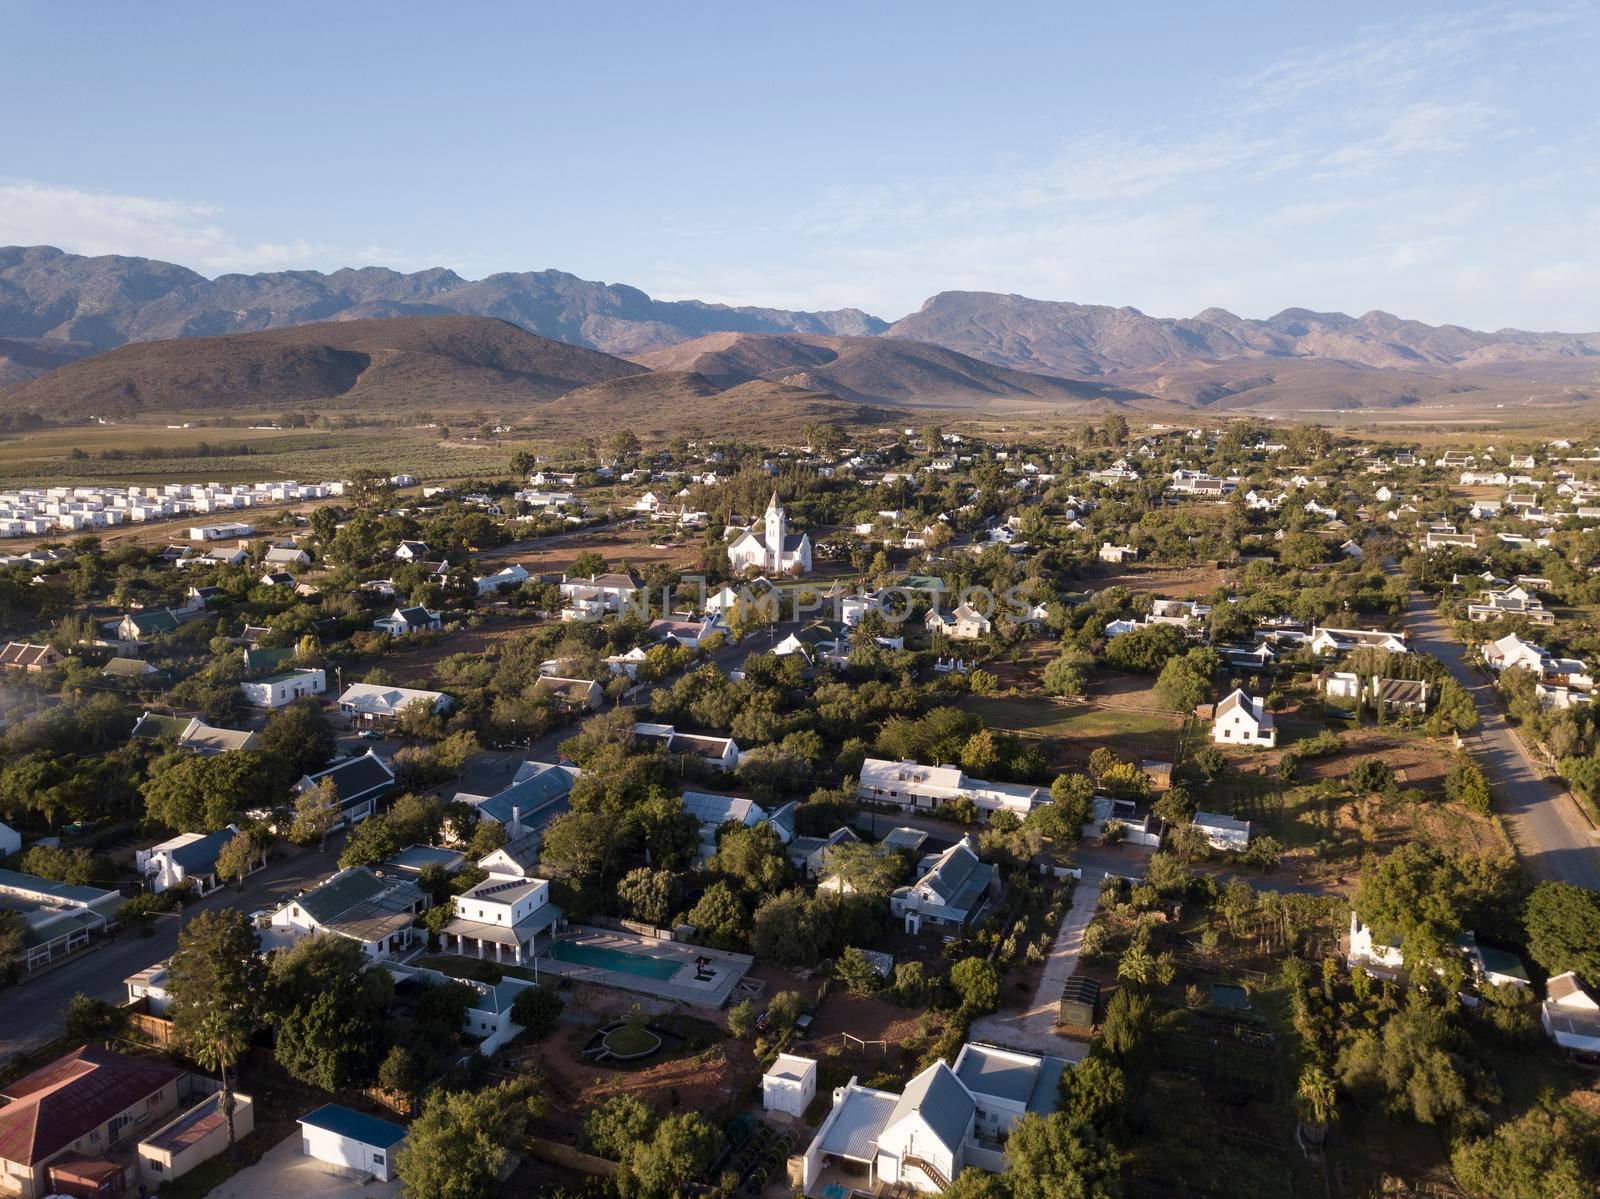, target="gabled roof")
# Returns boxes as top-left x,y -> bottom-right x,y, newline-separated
299,751 -> 395,807
0,1046 -> 183,1165
471,763 -> 578,826
884,1061 -> 974,1155
0,642 -> 57,667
